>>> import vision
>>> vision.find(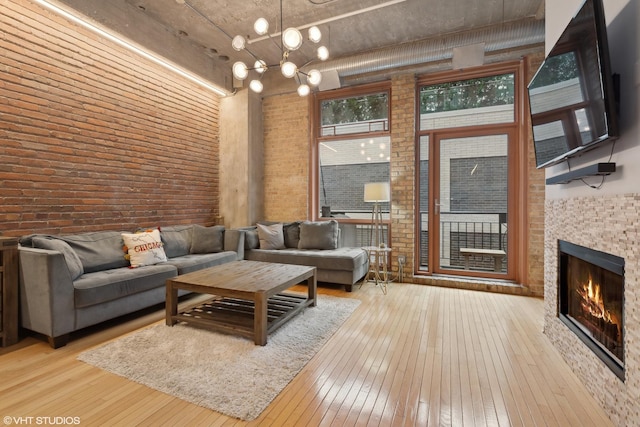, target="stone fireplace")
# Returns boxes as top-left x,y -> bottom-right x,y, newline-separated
557,240 -> 624,380
545,194 -> 639,426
